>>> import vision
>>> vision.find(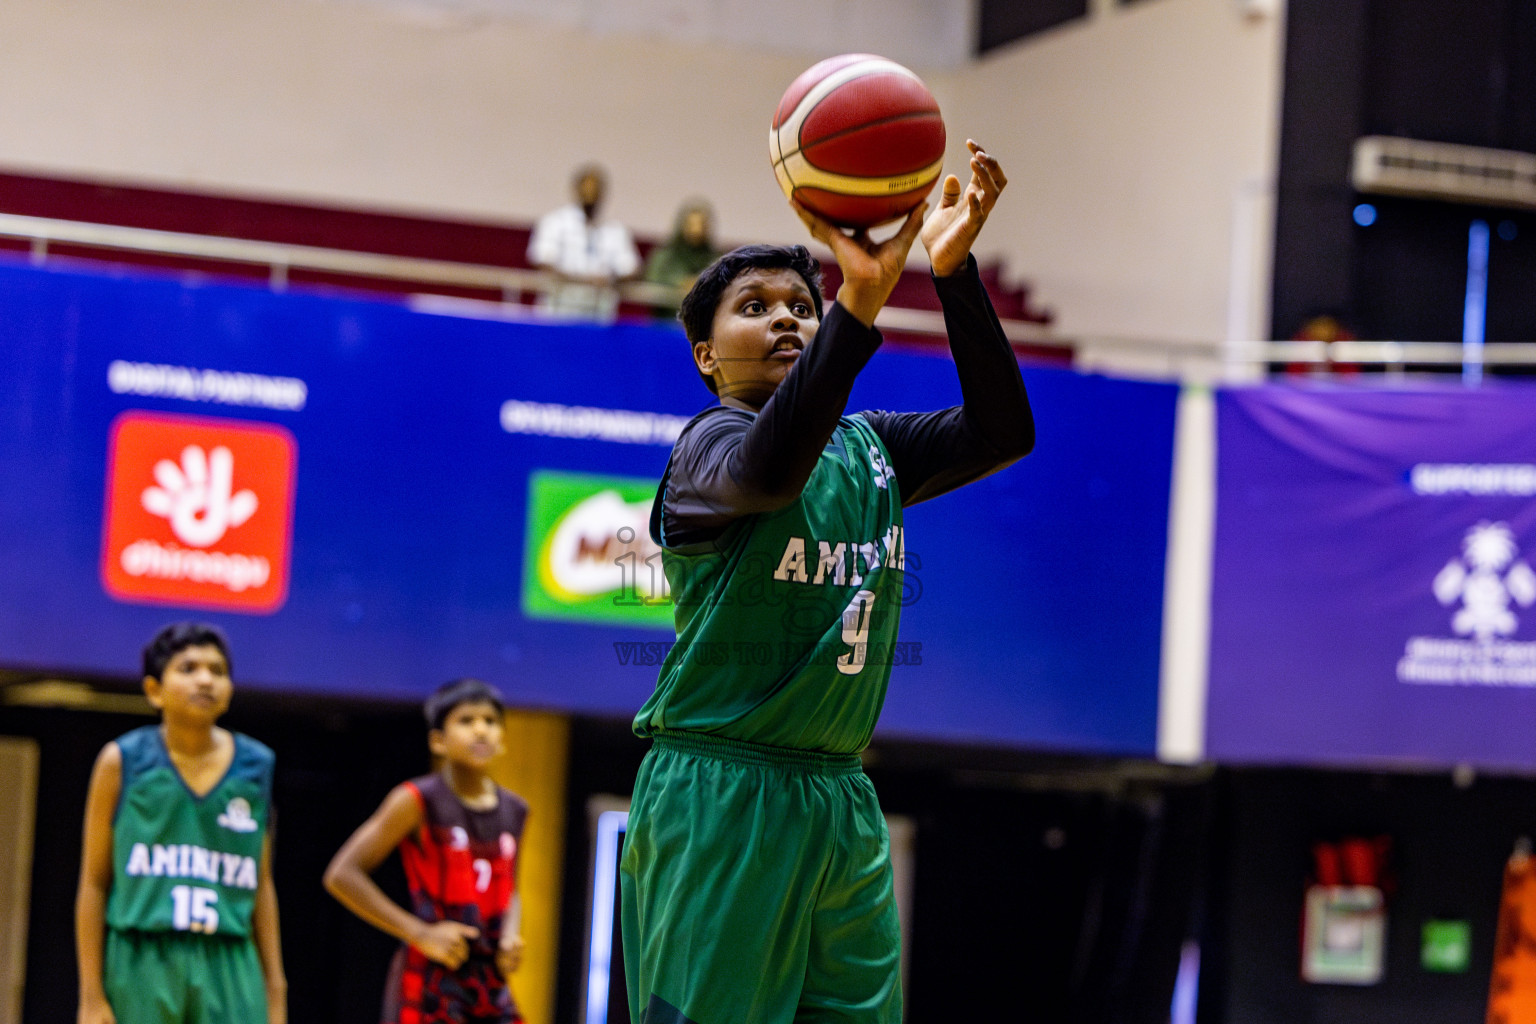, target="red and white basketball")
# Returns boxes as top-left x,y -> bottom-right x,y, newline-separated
770,53 -> 947,230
